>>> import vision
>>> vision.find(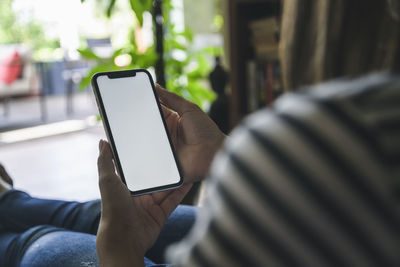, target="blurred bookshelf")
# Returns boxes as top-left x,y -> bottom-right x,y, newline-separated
224,0 -> 282,128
